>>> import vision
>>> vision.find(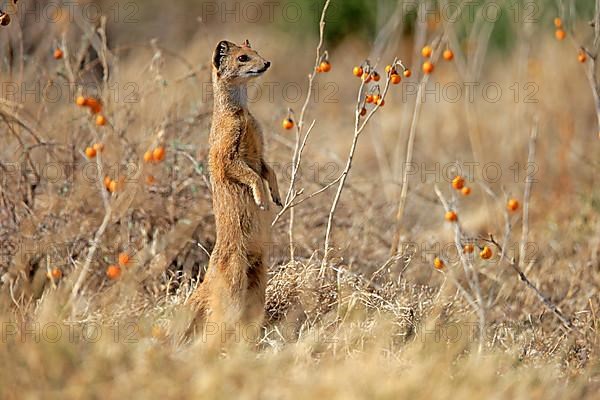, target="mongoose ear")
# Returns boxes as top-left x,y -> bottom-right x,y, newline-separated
213,40 -> 232,70
242,39 -> 251,48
